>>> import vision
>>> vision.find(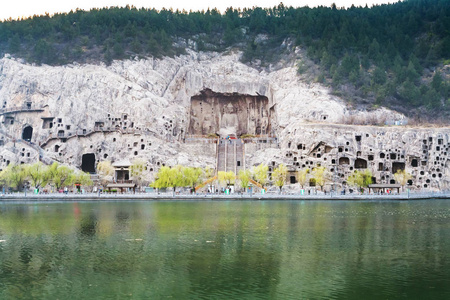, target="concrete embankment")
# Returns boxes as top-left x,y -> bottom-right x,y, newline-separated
1,192 -> 449,202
